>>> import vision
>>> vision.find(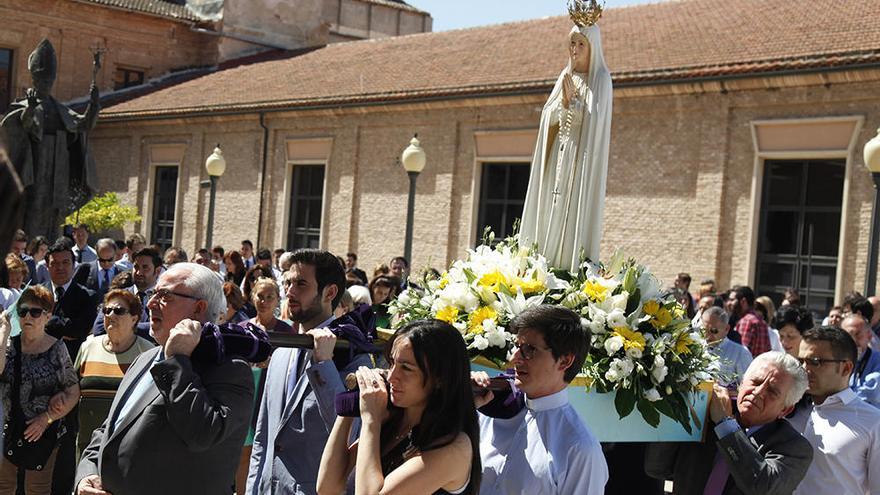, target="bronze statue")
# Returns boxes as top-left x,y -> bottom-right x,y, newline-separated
0,39 -> 99,238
